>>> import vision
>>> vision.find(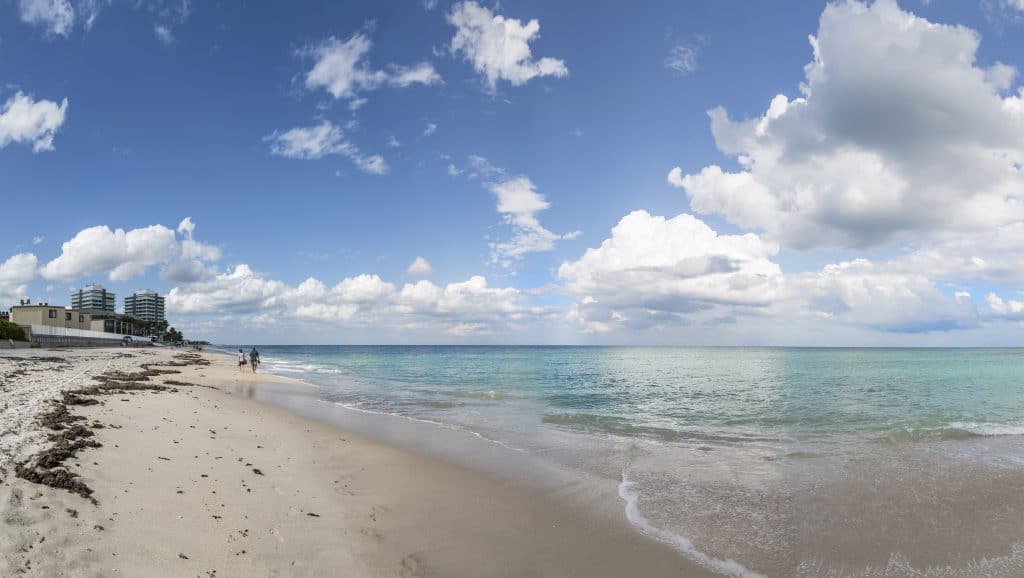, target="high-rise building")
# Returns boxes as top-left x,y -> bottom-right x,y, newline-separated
124,289 -> 166,323
70,284 -> 116,313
